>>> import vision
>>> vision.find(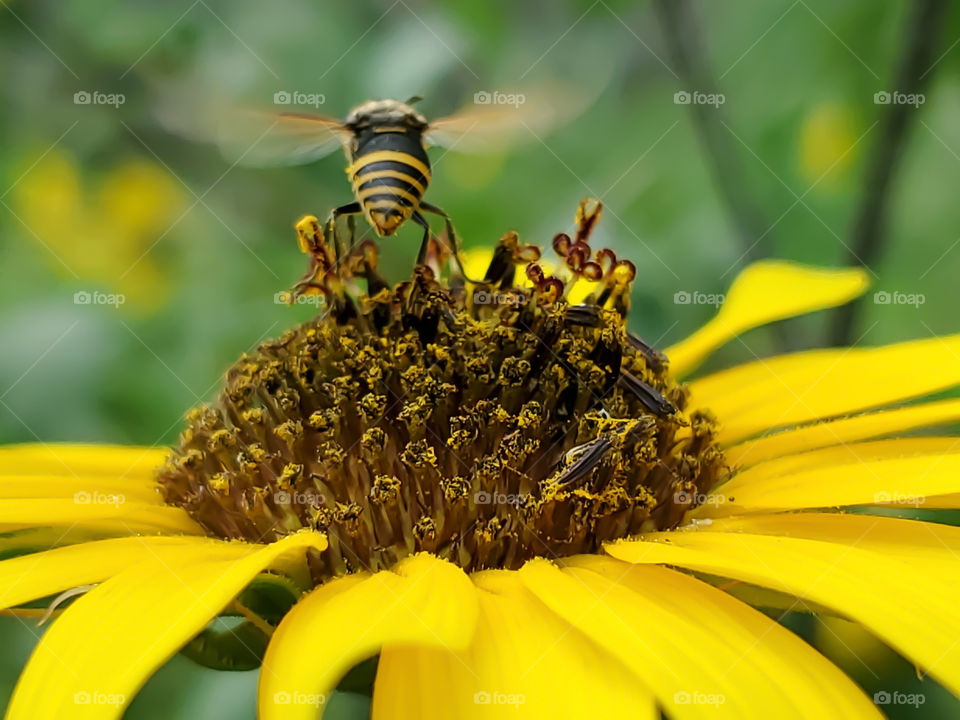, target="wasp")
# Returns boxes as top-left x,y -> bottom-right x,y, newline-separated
221,93 -> 574,280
